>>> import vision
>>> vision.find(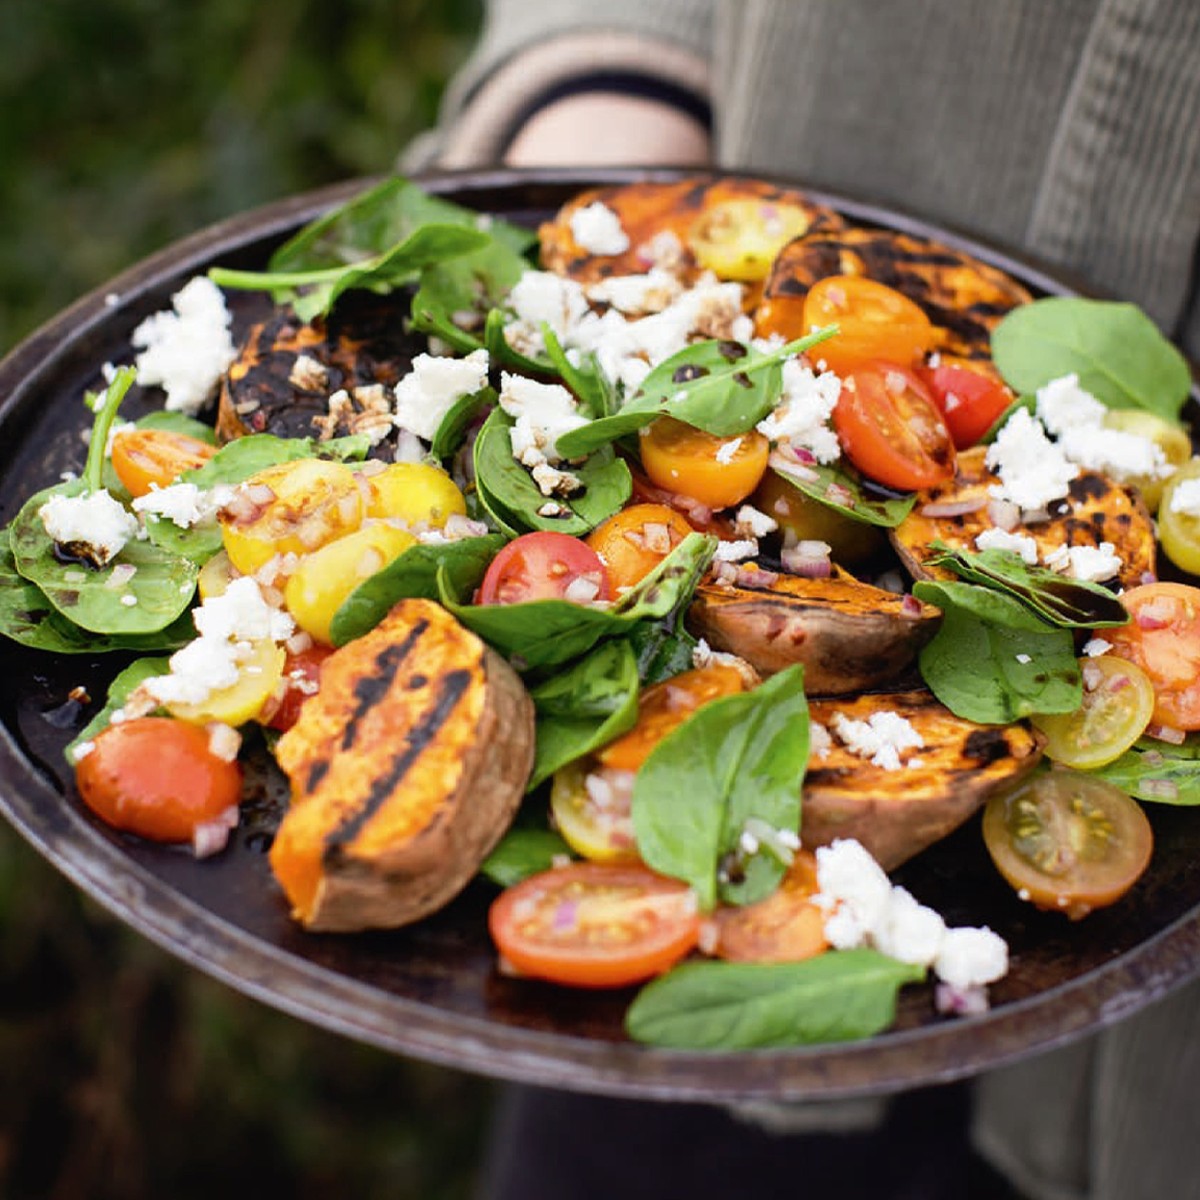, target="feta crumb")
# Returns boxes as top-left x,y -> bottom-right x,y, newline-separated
570,201 -> 631,256
933,925 -> 1009,991
585,269 -> 682,314
132,482 -> 228,529
393,348 -> 490,442
1168,477 -> 1200,517
1035,373 -> 1106,436
985,406 -> 1078,511
756,361 -> 842,463
712,538 -> 759,563
1059,424 -> 1171,484
830,710 -> 924,771
808,721 -> 832,760
1082,637 -> 1113,658
1063,541 -> 1123,583
39,489 -> 139,567
498,372 -> 589,469
871,886 -> 946,967
1015,653 -> 1032,664
734,504 -> 779,539
715,437 -> 743,465
974,527 -> 1039,564
811,839 -> 894,946
131,276 -> 237,415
